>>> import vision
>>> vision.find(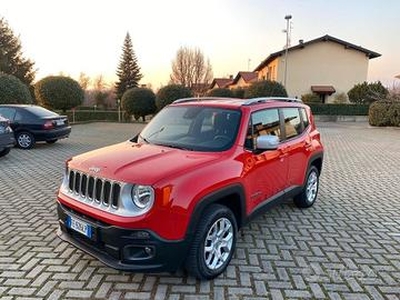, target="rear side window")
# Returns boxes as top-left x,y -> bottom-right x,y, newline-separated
282,108 -> 302,139
24,106 -> 59,118
15,109 -> 35,122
